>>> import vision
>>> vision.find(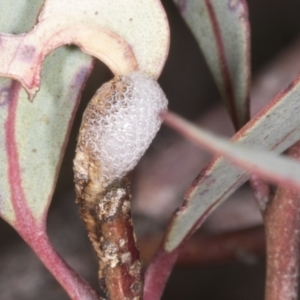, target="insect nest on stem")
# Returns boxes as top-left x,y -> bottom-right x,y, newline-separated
73,71 -> 168,300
